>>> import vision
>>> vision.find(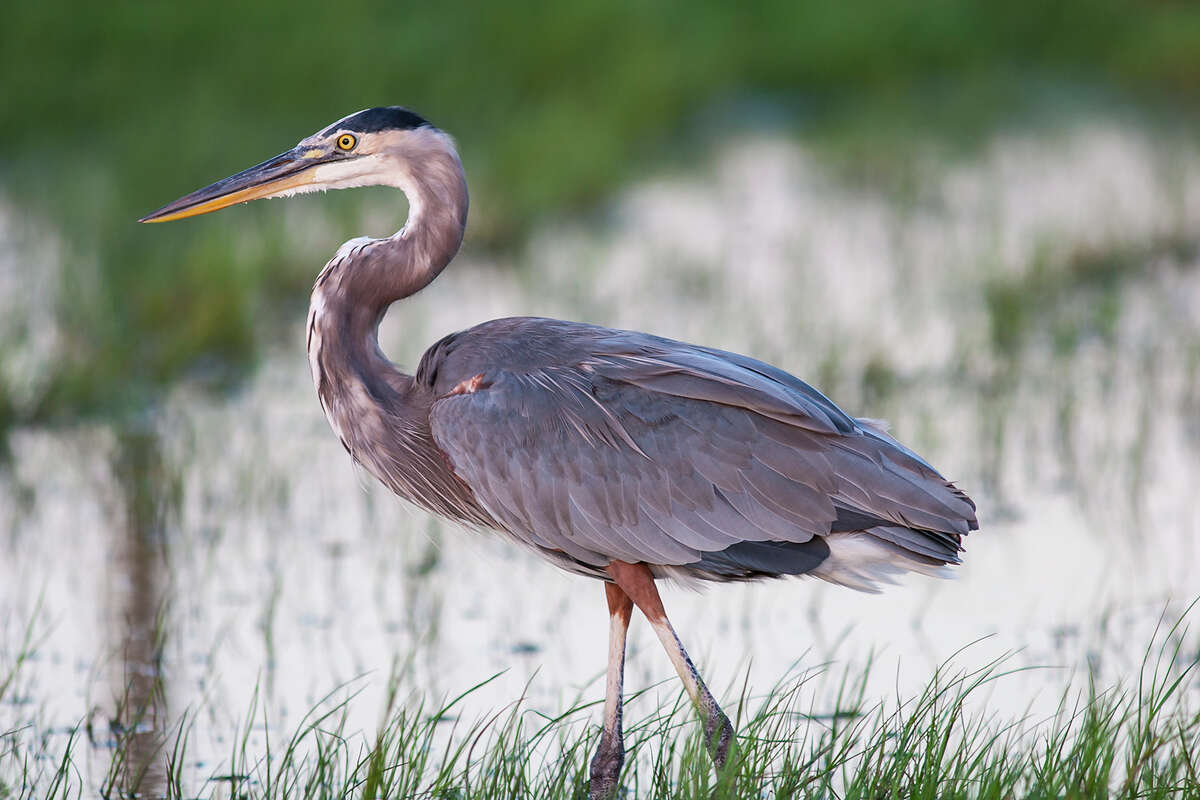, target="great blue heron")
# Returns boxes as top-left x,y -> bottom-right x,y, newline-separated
142,107 -> 978,797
